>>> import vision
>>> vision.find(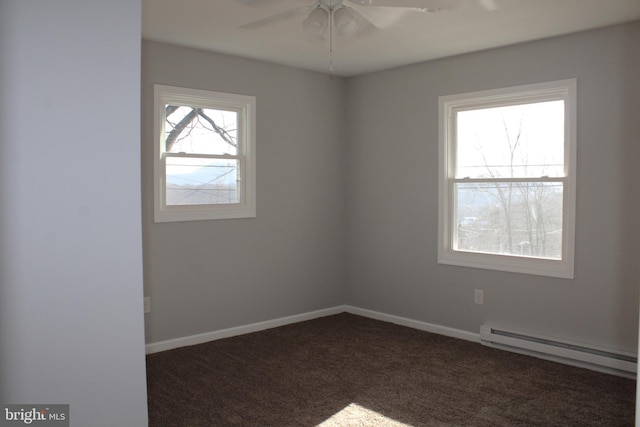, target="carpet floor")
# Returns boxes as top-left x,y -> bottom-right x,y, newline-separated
146,313 -> 635,426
